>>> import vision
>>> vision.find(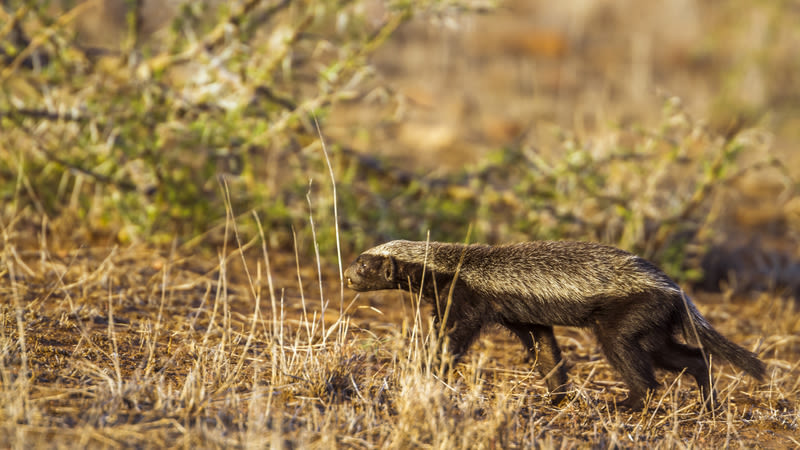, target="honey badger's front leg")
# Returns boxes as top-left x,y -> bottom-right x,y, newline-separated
429,279 -> 483,369
507,323 -> 569,404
